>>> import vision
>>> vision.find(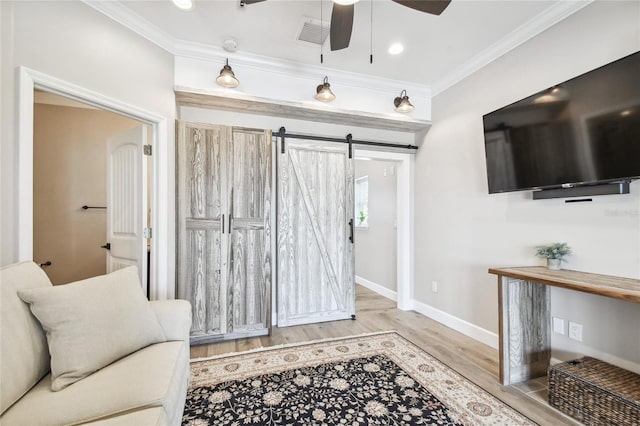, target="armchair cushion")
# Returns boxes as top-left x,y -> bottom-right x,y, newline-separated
0,261 -> 52,414
150,300 -> 192,342
17,266 -> 166,391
